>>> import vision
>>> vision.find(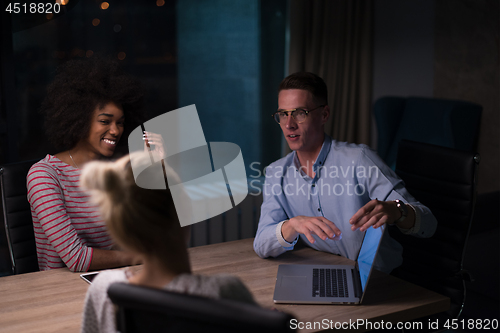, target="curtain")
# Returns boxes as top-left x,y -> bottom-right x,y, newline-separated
287,0 -> 373,150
